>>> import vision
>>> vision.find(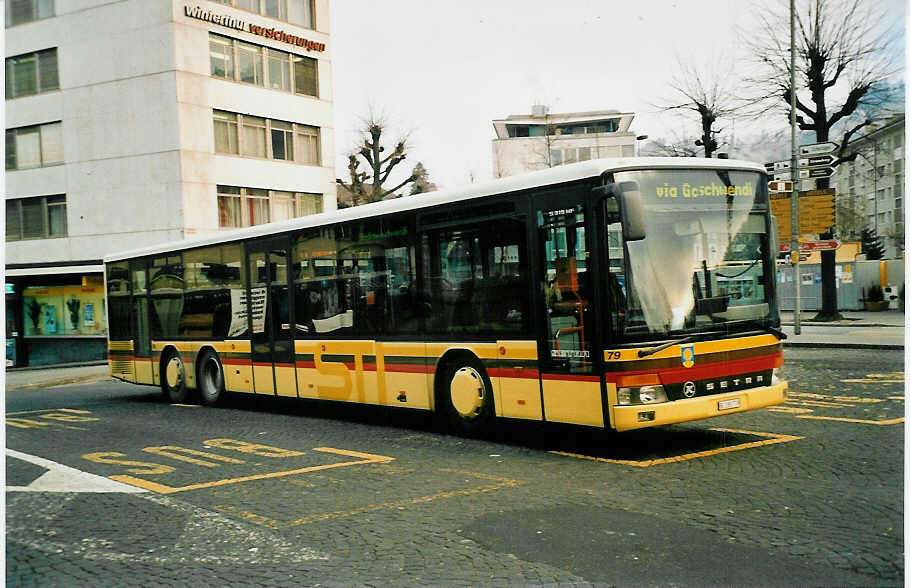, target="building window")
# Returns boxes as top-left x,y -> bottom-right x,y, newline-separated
214,110 -> 320,164
295,124 -> 320,164
6,0 -> 53,27
6,48 -> 58,99
6,194 -> 66,241
214,0 -> 315,28
236,41 -> 264,85
240,115 -> 267,158
295,192 -> 322,216
267,48 -> 292,92
209,34 -> 319,98
271,120 -> 294,160
6,122 -> 63,170
210,35 -> 235,80
218,185 -> 322,228
213,111 -> 239,154
293,55 -> 318,97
